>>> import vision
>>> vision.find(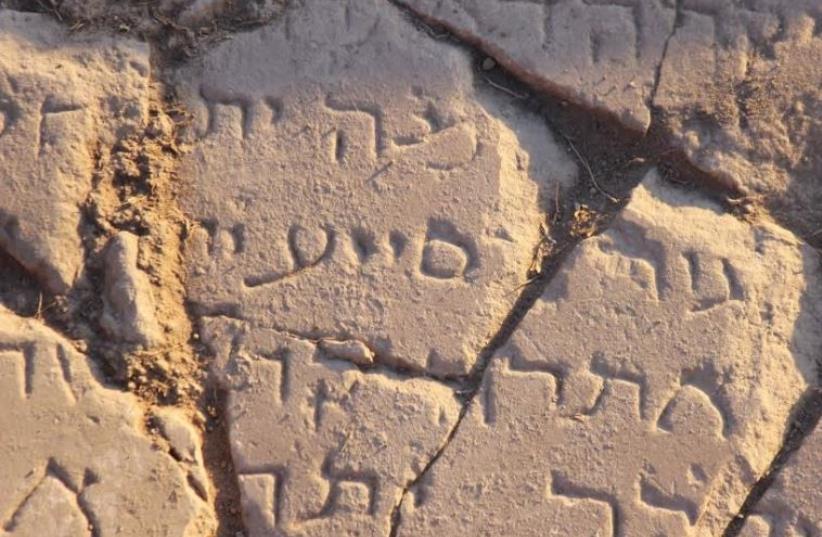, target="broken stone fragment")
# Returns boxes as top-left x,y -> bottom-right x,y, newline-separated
176,0 -> 576,377
201,317 -> 461,537
739,417 -> 821,536
0,306 -> 213,536
0,10 -> 149,294
101,231 -> 163,348
397,0 -> 677,131
396,171 -> 822,537
154,408 -> 212,503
